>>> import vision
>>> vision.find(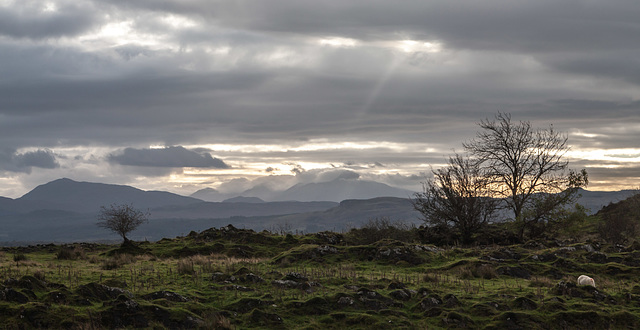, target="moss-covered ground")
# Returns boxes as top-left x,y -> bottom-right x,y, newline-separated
2,224 -> 640,329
